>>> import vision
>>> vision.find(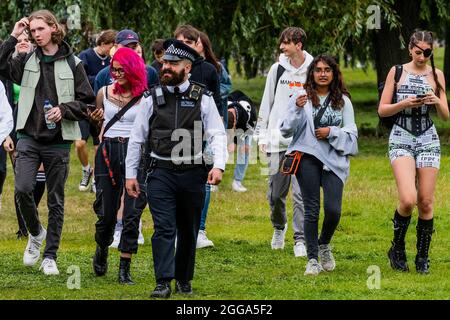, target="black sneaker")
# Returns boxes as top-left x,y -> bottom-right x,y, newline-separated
150,282 -> 171,299
415,256 -> 430,274
175,281 -> 193,295
79,168 -> 93,192
388,242 -> 409,272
